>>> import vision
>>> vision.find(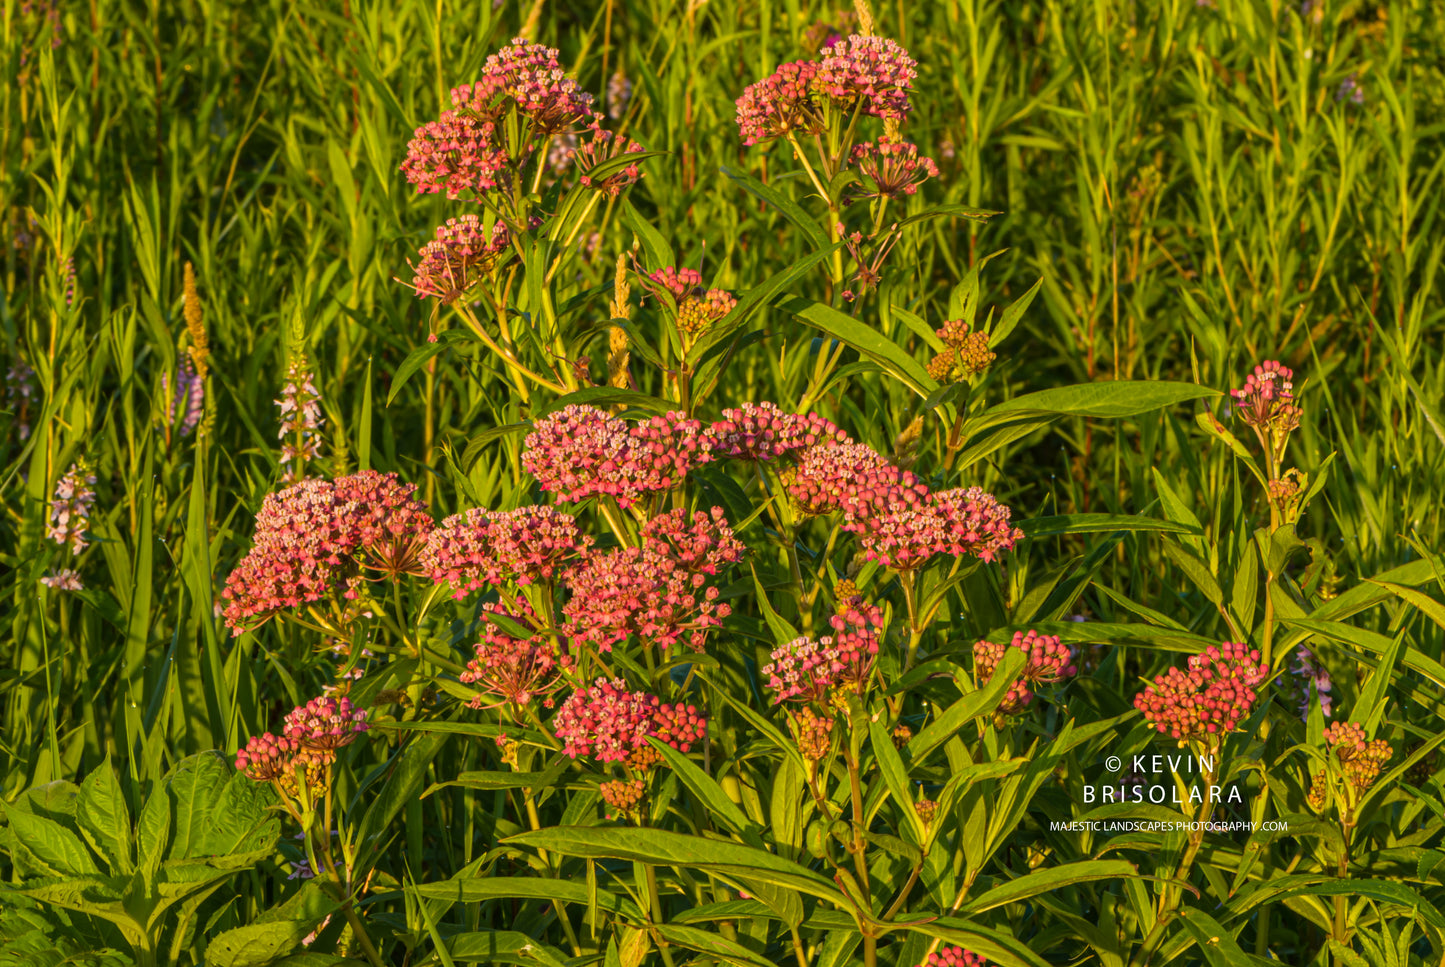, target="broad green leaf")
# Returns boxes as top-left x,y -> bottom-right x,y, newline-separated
166,752 -> 231,861
203,919 -> 310,959
2,804 -> 101,878
443,931 -> 571,965
195,771 -> 280,858
76,758 -> 132,876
